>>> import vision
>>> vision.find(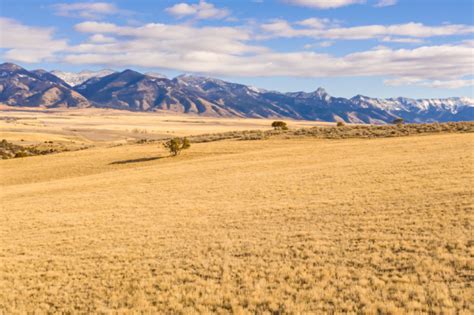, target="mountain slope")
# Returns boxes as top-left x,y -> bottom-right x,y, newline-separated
76,71 -> 246,115
0,63 -> 90,108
